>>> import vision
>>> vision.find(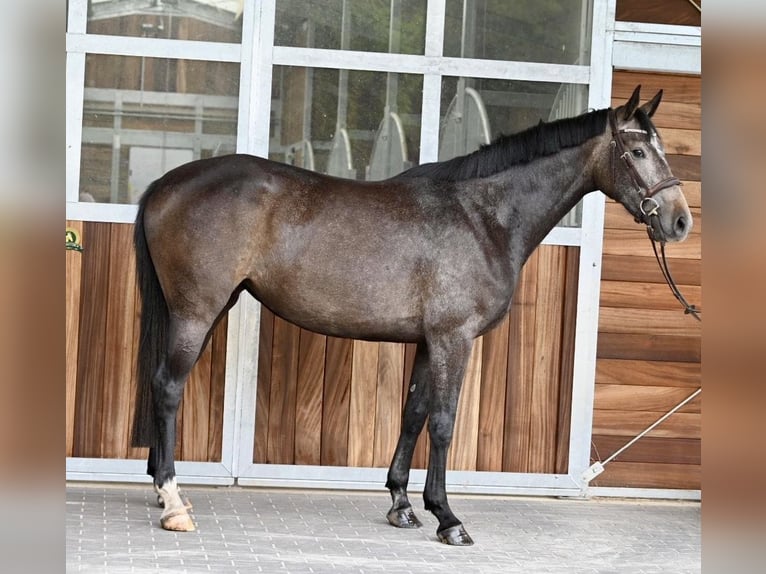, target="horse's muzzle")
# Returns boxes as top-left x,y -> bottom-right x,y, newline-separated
650,204 -> 692,243
643,188 -> 692,243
